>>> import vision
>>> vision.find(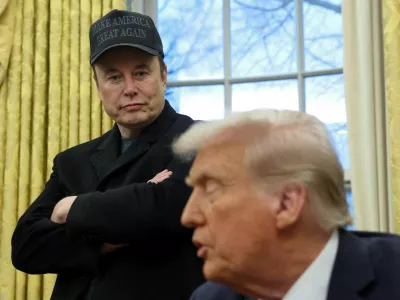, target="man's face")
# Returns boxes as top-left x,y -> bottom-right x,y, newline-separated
93,47 -> 167,133
181,141 -> 279,285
